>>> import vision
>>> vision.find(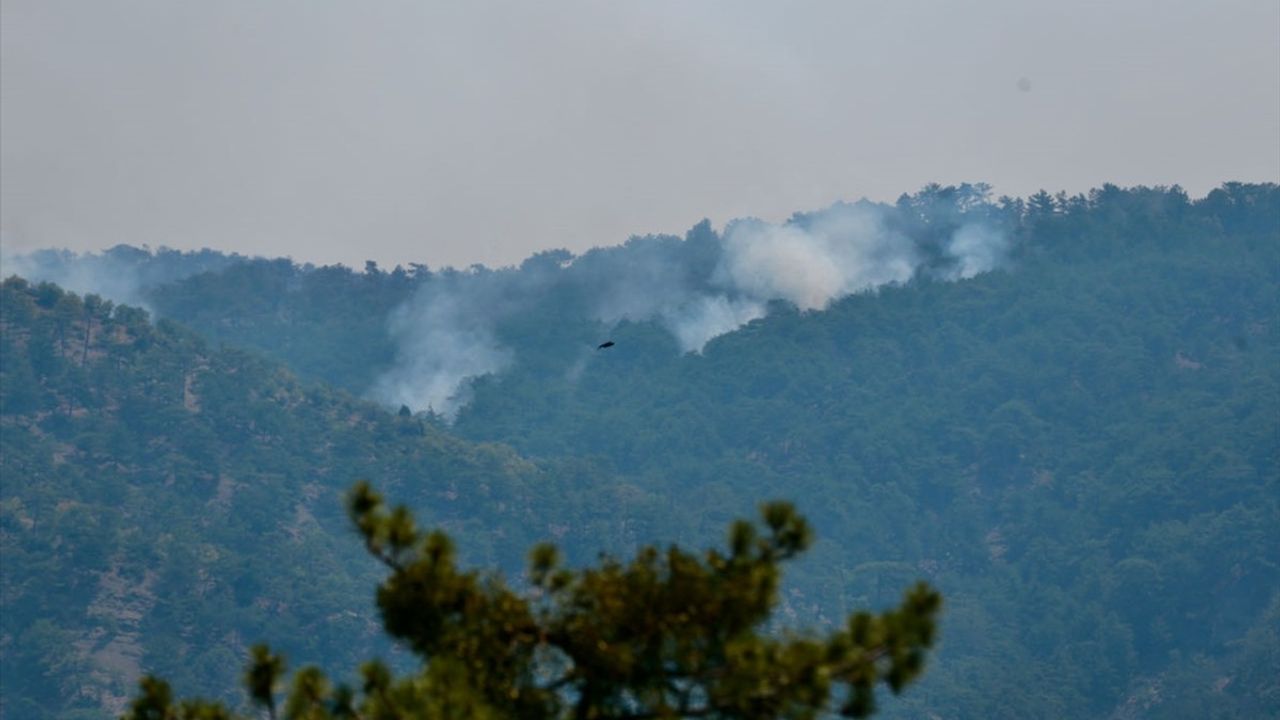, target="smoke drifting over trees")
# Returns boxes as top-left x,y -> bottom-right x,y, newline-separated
4,181 -> 1276,718
371,194 -> 1010,416
1,245 -> 242,312
2,185 -> 1021,417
